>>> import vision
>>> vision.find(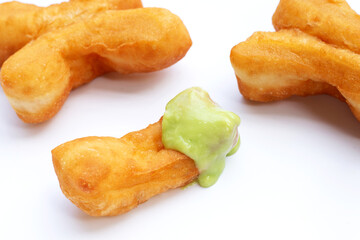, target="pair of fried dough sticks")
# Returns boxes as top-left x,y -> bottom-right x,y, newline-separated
0,0 -> 192,123
231,0 -> 360,121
